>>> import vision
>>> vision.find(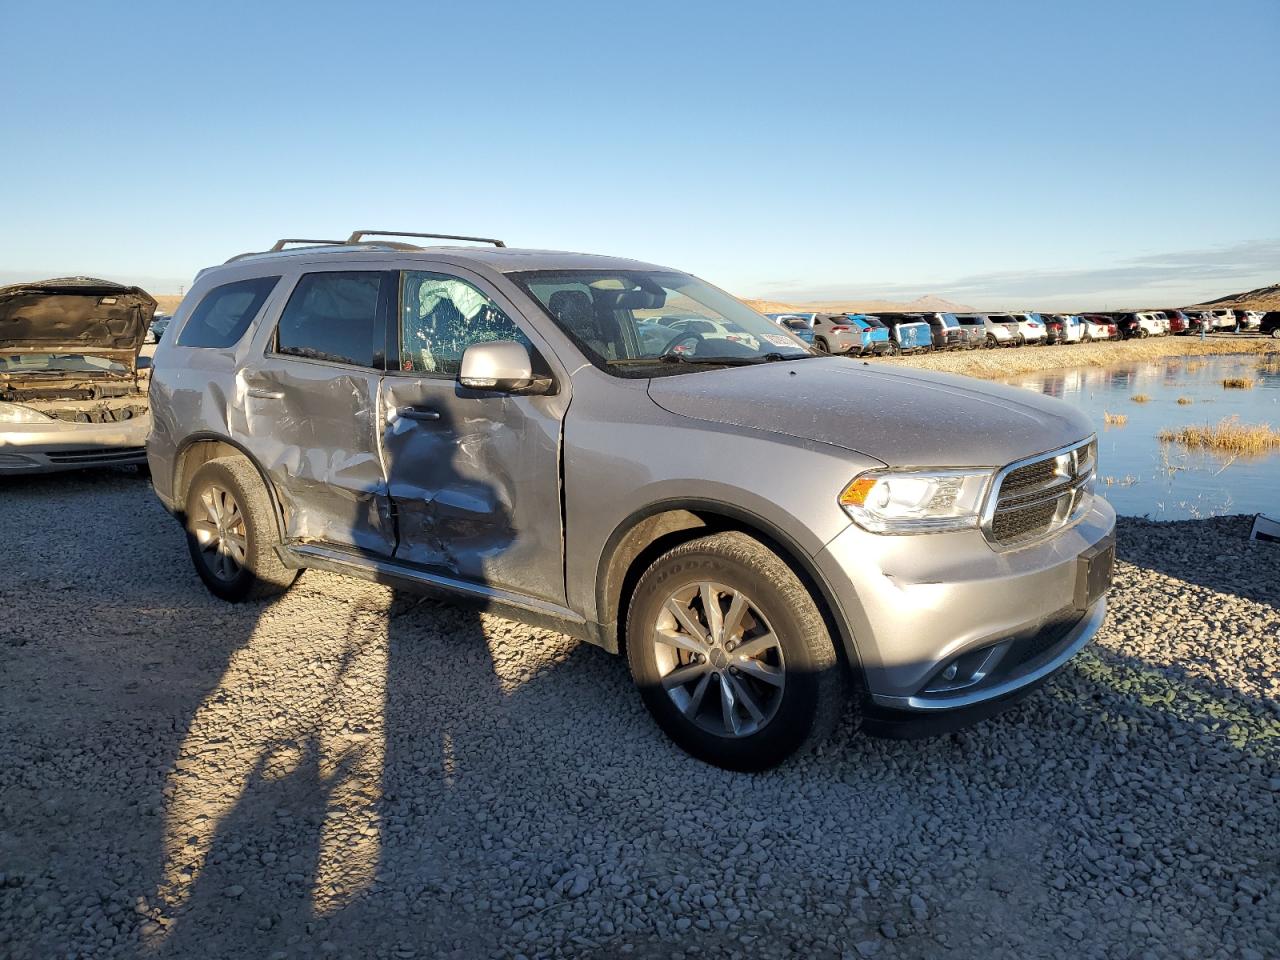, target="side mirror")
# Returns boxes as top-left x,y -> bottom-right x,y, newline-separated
458,340 -> 552,395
